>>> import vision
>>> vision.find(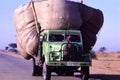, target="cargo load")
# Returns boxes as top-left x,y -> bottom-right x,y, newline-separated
79,3 -> 104,52
14,0 -> 103,59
